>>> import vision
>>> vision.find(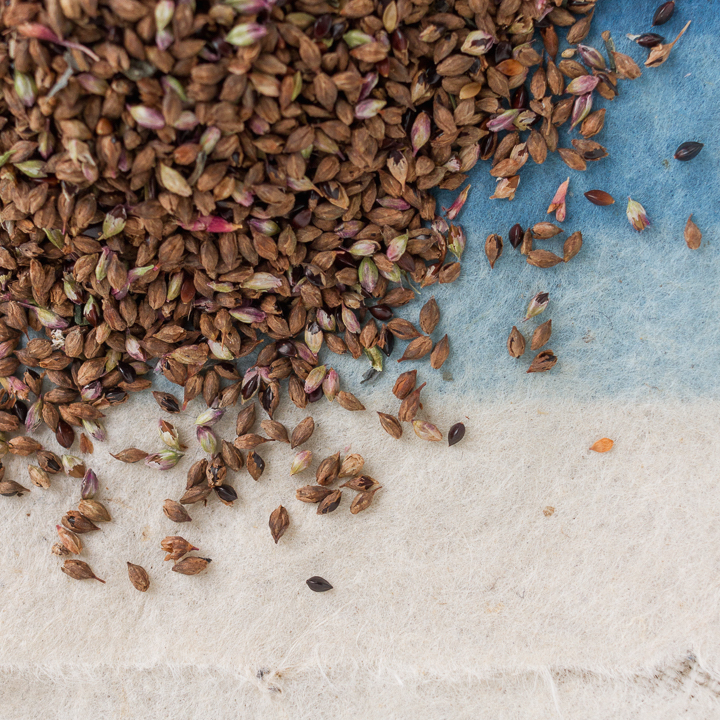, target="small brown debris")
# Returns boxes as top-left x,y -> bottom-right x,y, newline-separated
590,438 -> 614,453
543,506 -> 555,517
127,562 -> 150,592
684,215 -> 702,250
269,506 -> 289,543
